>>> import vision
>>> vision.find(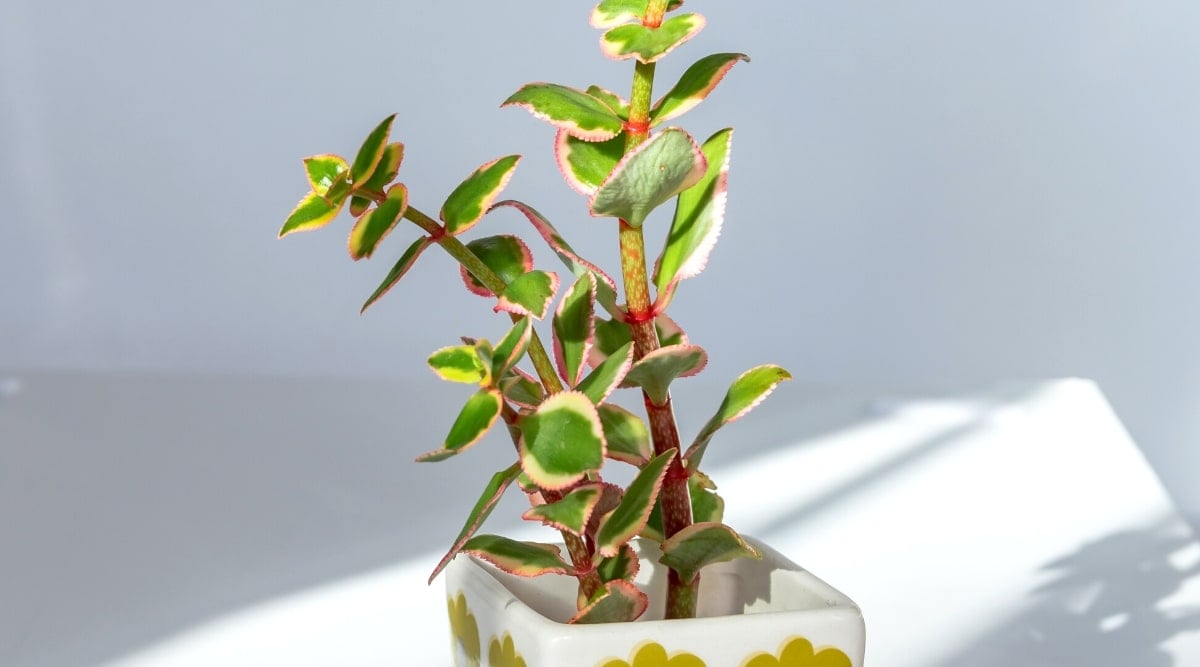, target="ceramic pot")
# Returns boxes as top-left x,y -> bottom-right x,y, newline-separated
443,536 -> 865,666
